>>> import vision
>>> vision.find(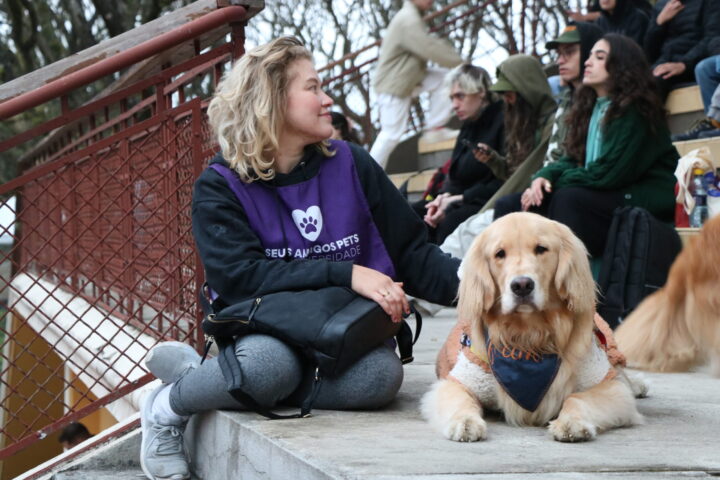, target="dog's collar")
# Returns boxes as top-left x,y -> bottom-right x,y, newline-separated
461,333 -> 489,363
